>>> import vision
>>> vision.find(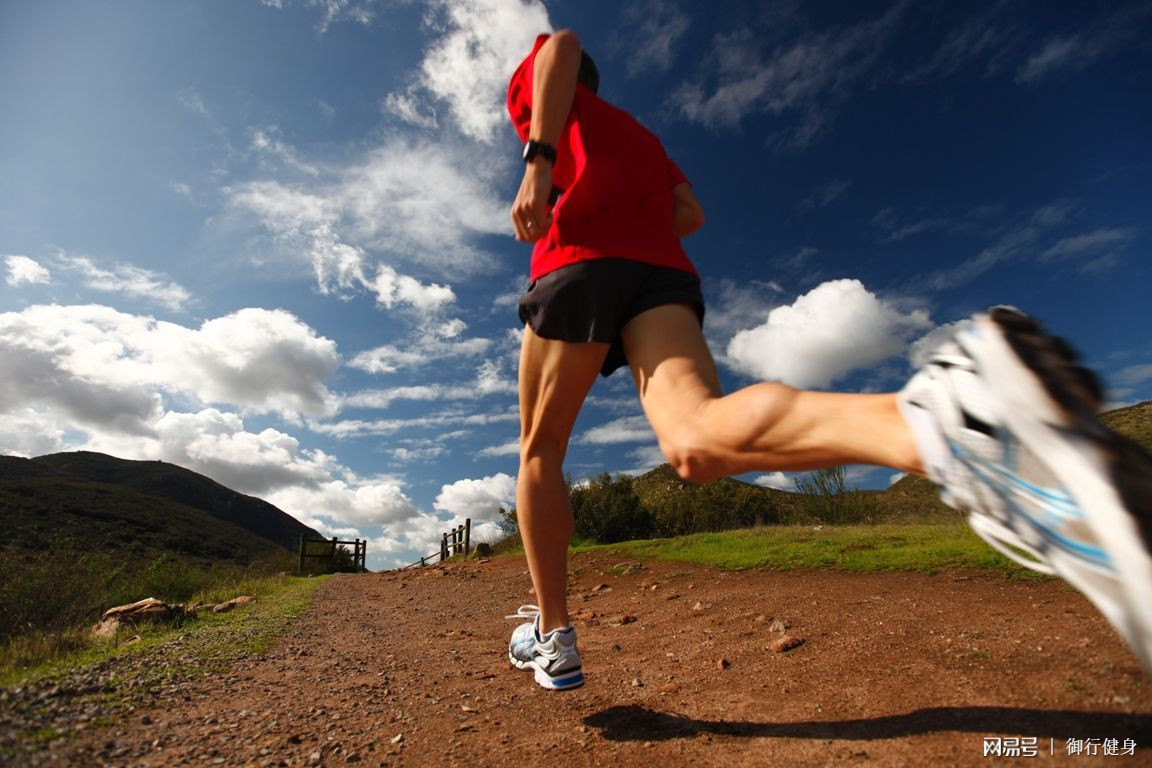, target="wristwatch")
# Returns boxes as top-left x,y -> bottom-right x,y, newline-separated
522,140 -> 557,166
